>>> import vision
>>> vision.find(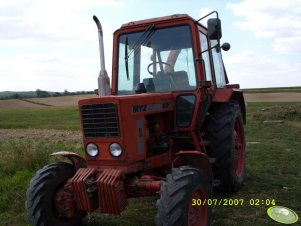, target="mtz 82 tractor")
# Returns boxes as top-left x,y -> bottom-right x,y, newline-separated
26,11 -> 246,226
